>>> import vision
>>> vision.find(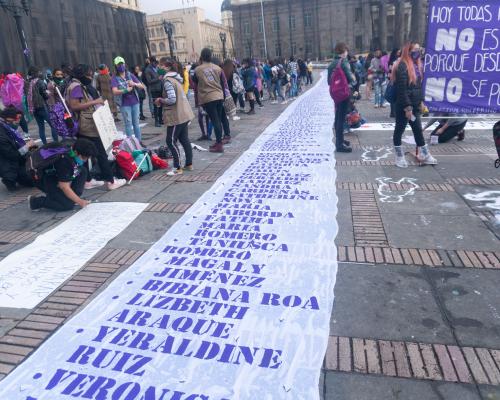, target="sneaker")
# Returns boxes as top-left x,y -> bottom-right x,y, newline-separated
258,104 -> 264,108
84,179 -> 105,190
395,156 -> 409,168
197,135 -> 210,141
183,165 -> 194,172
209,142 -> 224,153
246,109 -> 256,115
417,145 -> 438,165
457,130 -> 465,141
140,115 -> 146,121
271,100 -> 278,104
167,168 -> 183,176
107,179 -> 127,190
28,195 -> 41,211
222,136 -> 232,145
343,140 -> 351,146
232,115 -> 241,121
281,100 -> 288,105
